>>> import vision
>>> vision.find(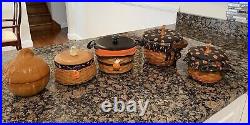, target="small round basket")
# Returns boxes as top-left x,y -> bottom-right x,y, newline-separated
54,48 -> 96,85
142,25 -> 188,67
